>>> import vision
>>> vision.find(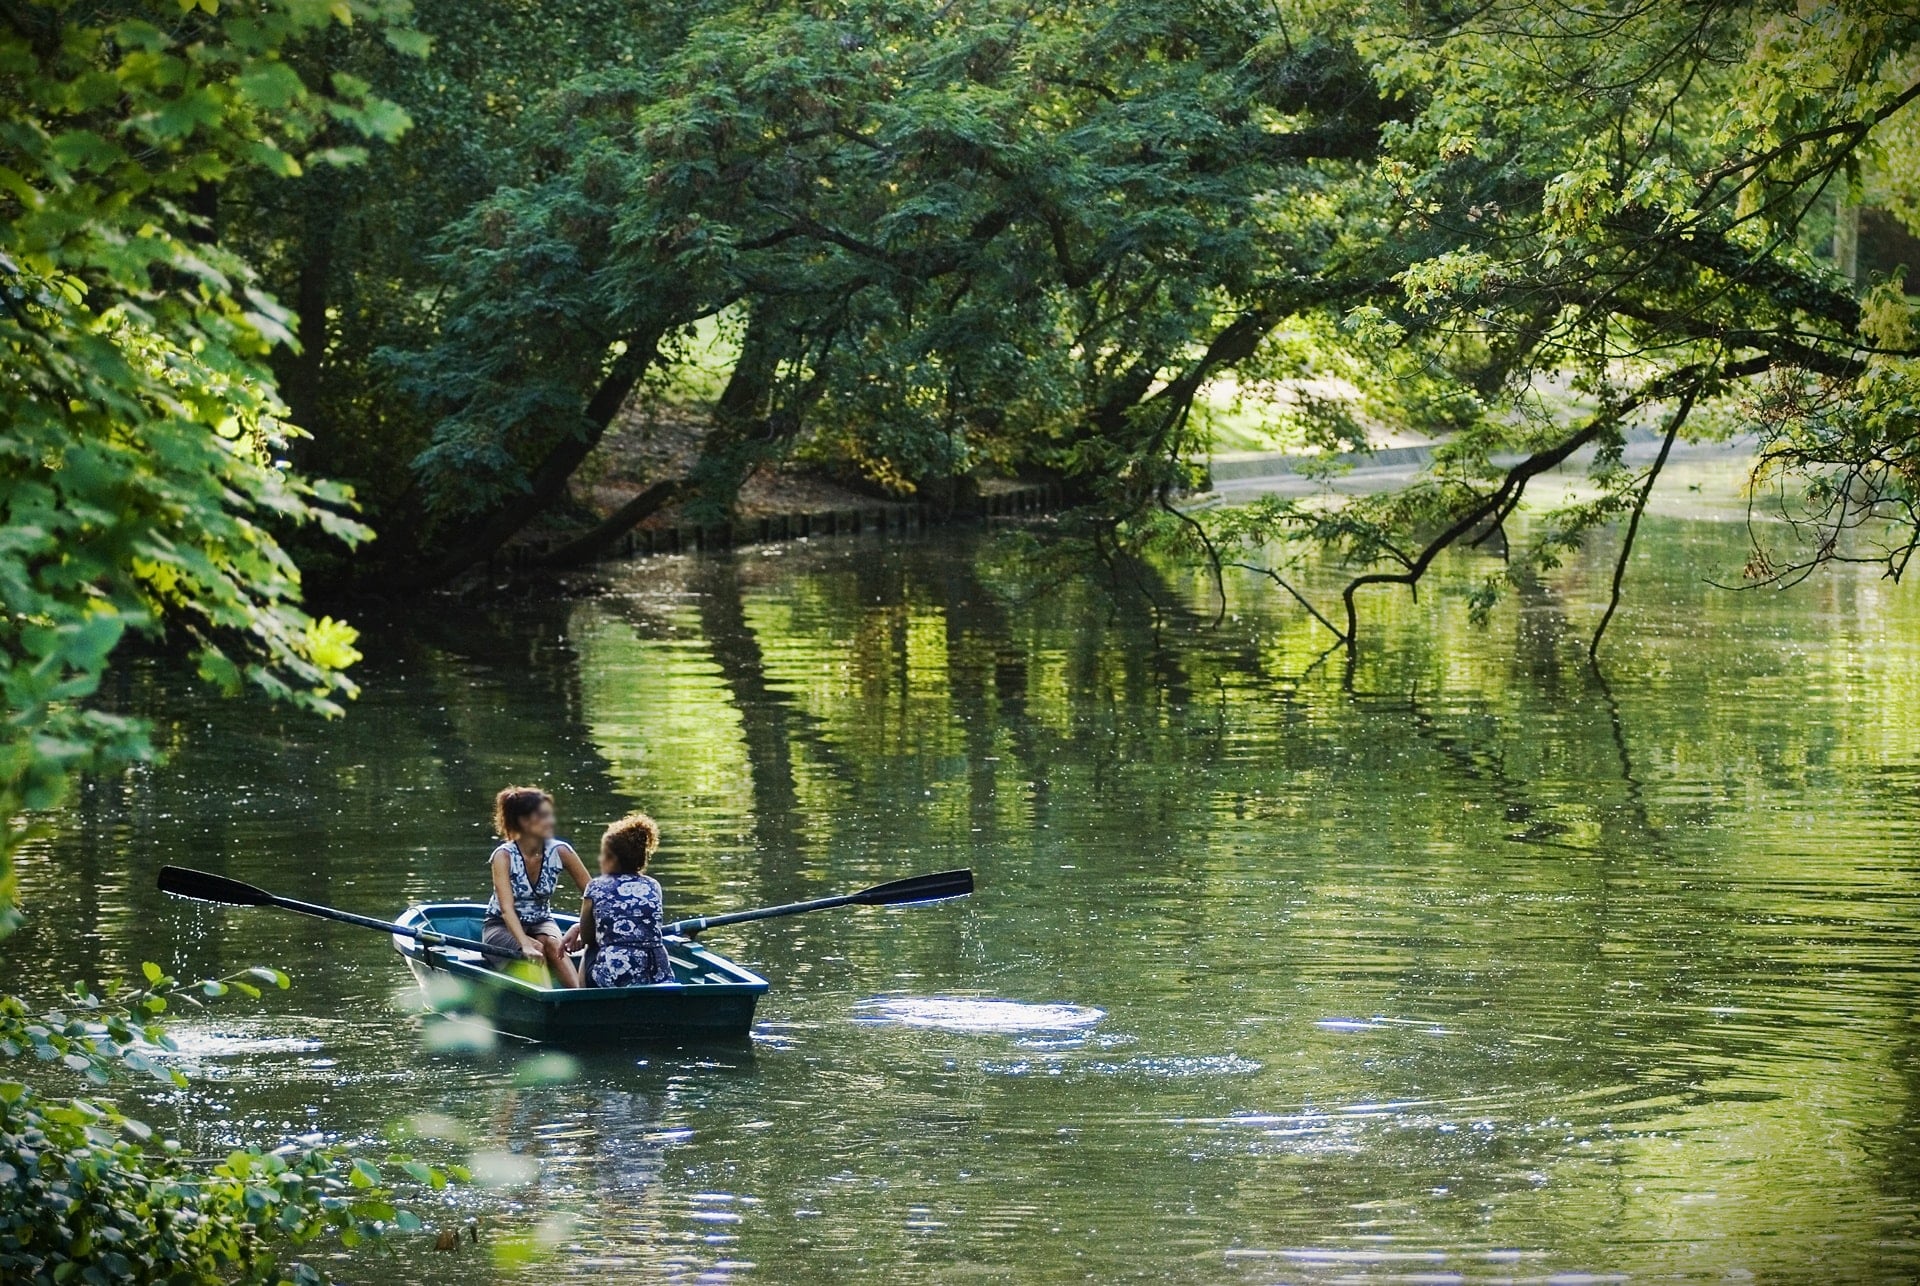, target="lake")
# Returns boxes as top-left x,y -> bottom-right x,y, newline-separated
13,461 -> 1920,1282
